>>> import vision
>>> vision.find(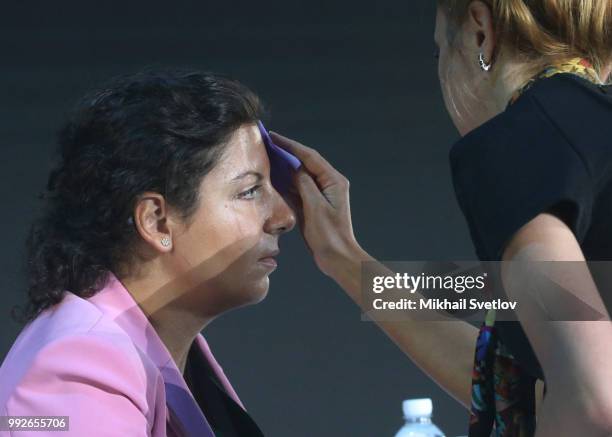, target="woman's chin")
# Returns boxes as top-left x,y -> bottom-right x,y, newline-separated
247,277 -> 270,304
227,277 -> 270,309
